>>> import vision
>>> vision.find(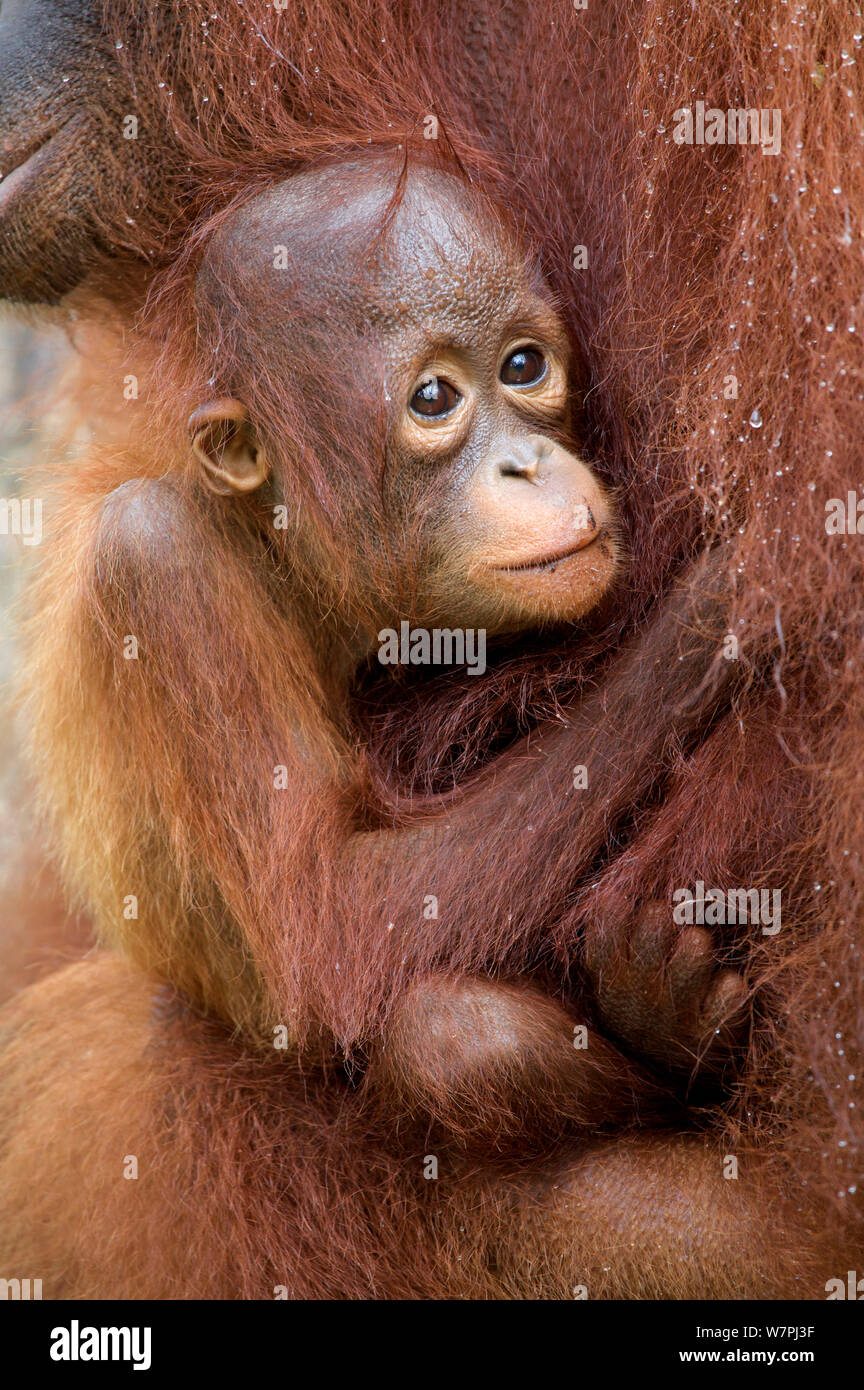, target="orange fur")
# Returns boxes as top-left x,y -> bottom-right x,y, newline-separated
0,0 -> 862,1297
